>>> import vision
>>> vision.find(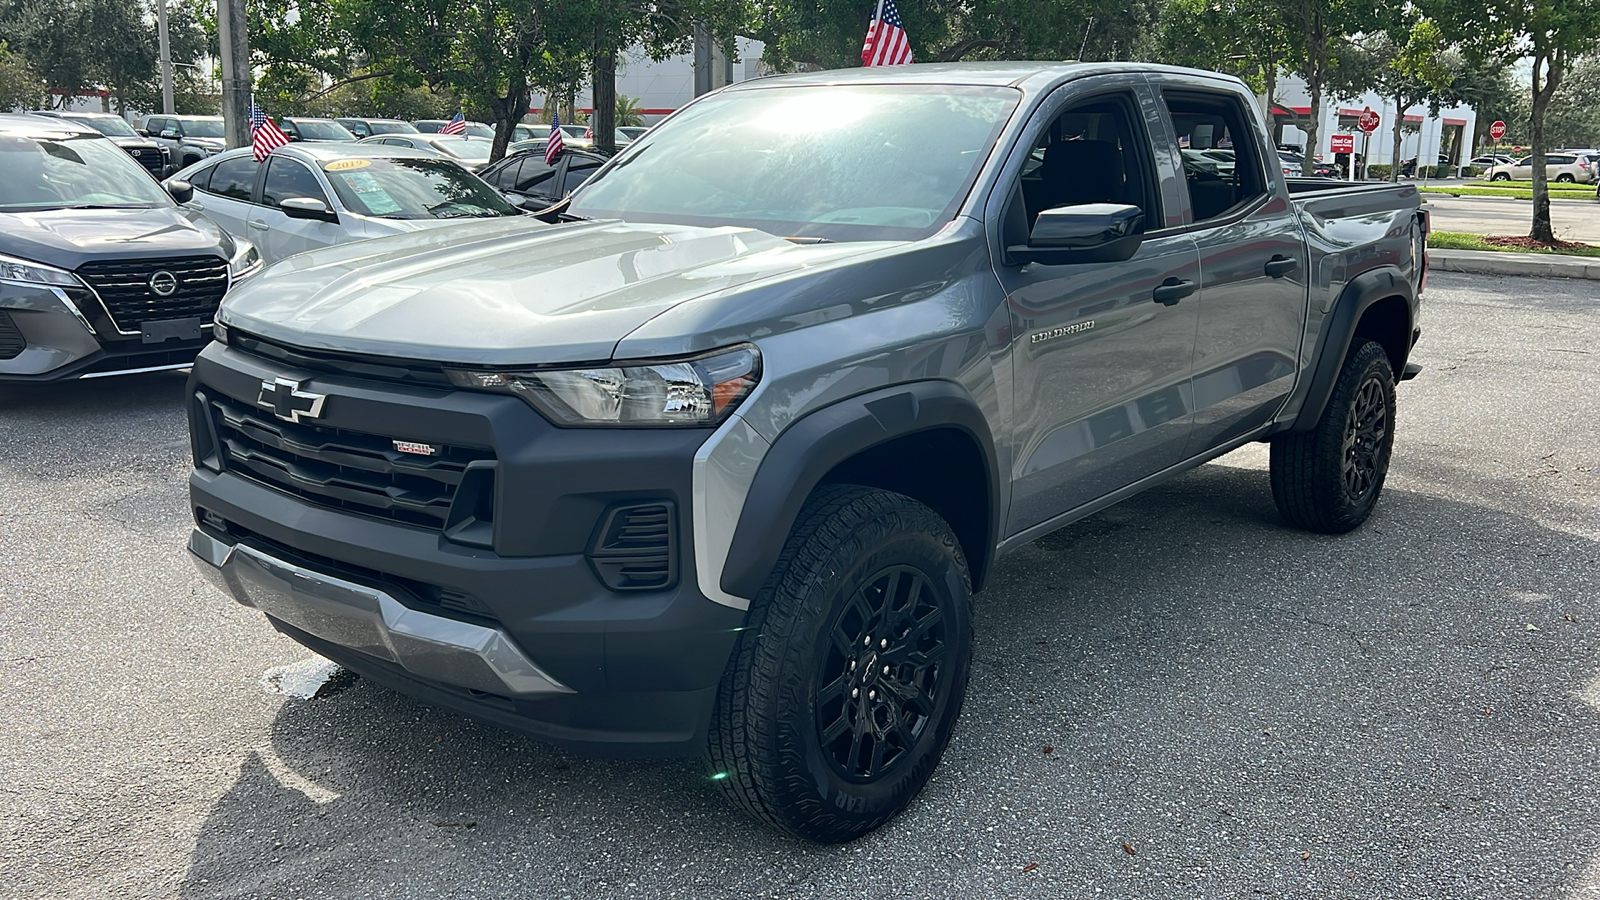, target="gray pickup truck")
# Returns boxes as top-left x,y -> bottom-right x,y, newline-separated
185,62 -> 1426,842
